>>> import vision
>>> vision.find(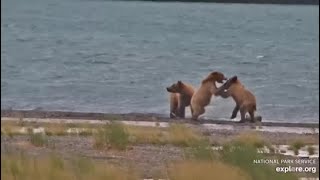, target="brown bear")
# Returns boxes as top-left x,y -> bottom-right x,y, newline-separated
190,71 -> 227,121
166,81 -> 195,118
215,76 -> 260,123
